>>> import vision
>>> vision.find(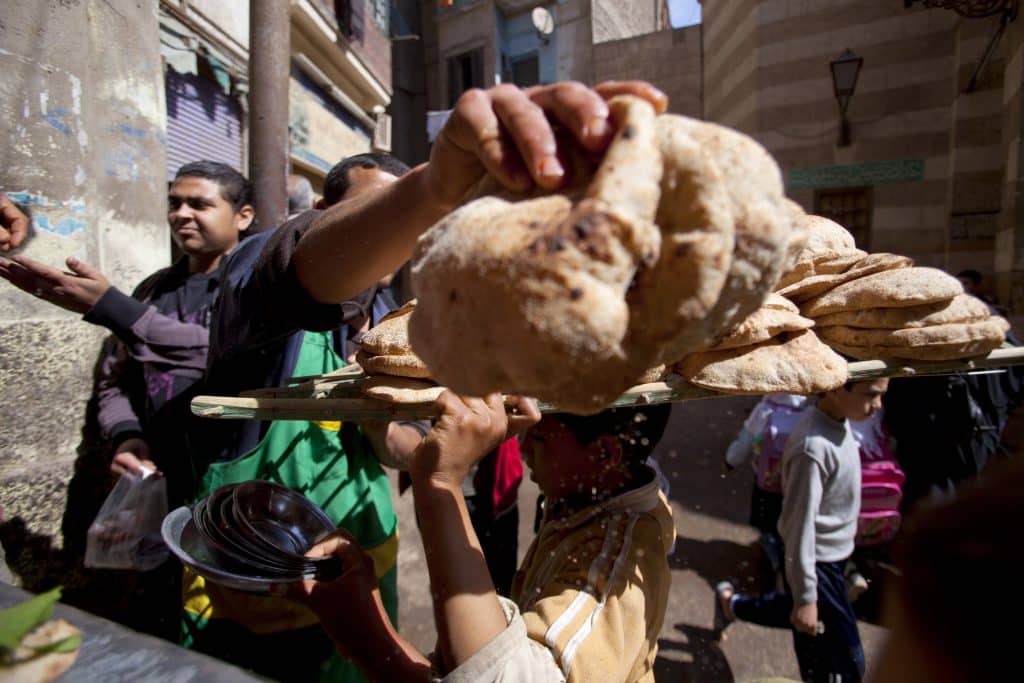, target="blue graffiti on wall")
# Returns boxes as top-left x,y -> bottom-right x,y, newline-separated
103,124 -> 151,181
5,191 -> 87,236
44,108 -> 73,137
